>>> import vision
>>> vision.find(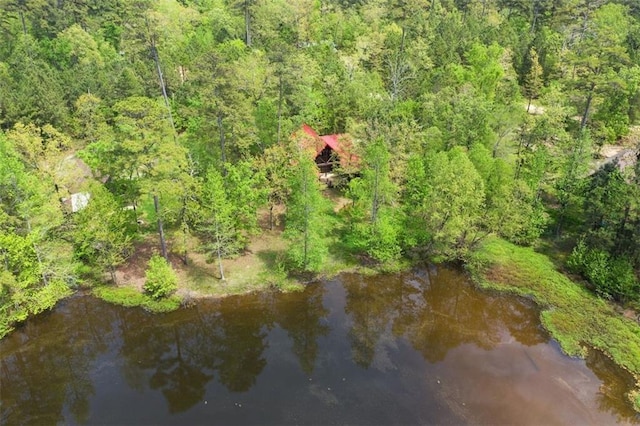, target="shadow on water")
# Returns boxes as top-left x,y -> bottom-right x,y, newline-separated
1,266 -> 639,425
